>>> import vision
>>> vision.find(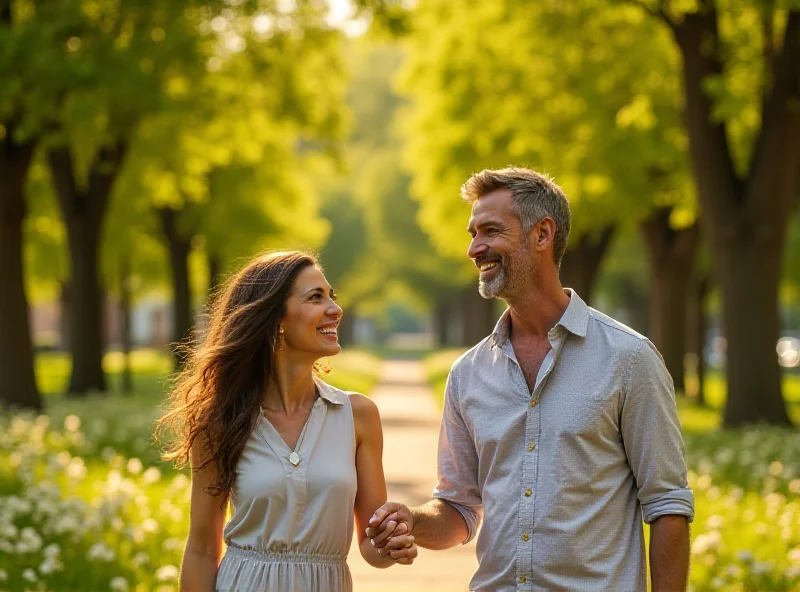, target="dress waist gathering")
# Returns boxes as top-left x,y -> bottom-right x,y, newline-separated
224,543 -> 347,566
